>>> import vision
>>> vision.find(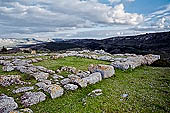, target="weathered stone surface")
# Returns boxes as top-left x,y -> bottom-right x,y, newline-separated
76,72 -> 90,78
60,66 -> 78,74
70,76 -> 87,88
88,89 -> 103,97
0,75 -> 28,86
53,74 -> 64,79
2,66 -> 15,72
0,94 -> 18,113
21,91 -> 46,107
60,78 -> 71,85
88,64 -> 115,78
46,84 -> 64,99
11,108 -> 33,113
31,72 -> 49,81
98,56 -> 112,61
84,72 -> 102,84
12,86 -> 34,94
64,84 -> 78,90
111,61 -> 129,70
35,82 -> 48,91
